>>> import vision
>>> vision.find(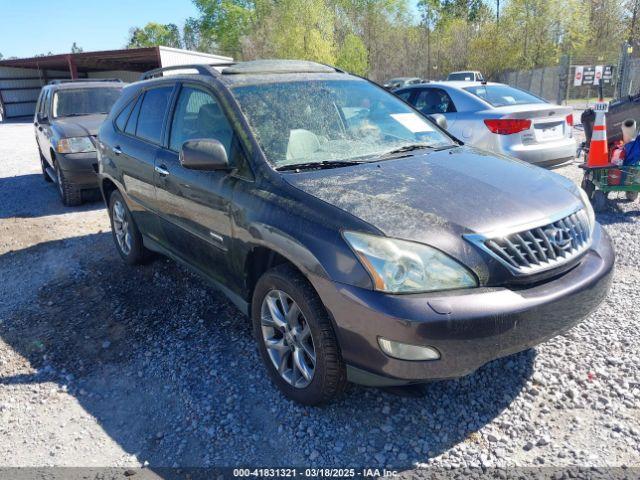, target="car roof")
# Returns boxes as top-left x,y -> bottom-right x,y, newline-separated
397,81 -> 503,90
135,59 -> 359,88
47,81 -> 125,90
222,59 -> 336,75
